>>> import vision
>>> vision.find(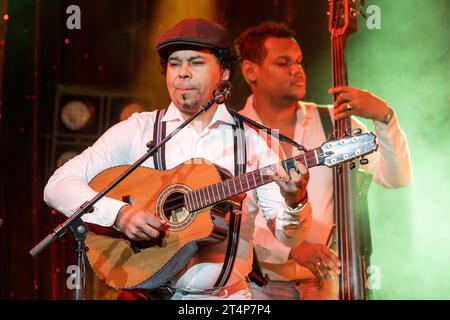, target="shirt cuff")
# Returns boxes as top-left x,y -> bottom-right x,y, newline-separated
81,196 -> 129,227
282,192 -> 309,218
276,200 -> 311,246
